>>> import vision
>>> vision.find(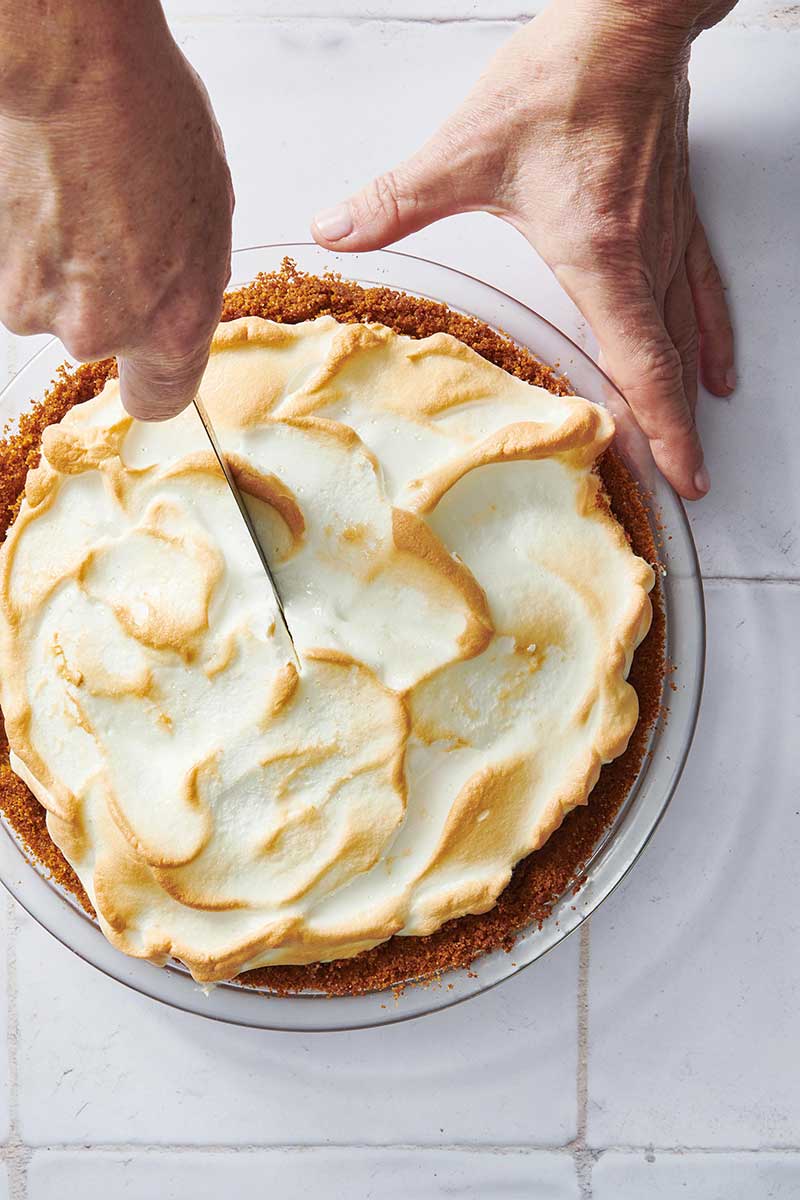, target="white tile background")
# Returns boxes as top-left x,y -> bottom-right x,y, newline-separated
593,1152 -> 800,1198
14,906 -> 579,1147
26,1149 -> 580,1200
1,2 -> 798,1197
0,904 -> 8,1147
